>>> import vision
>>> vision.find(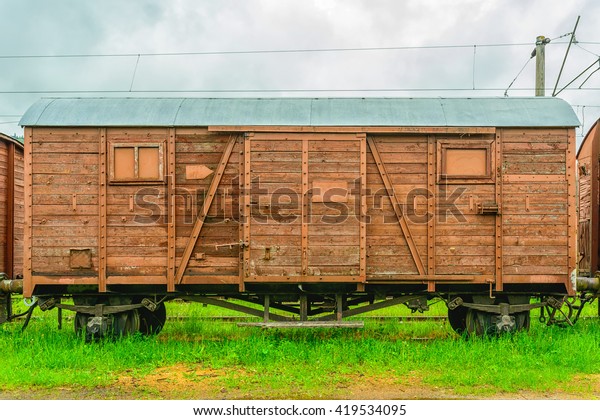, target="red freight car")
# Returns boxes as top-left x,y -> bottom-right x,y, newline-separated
0,133 -> 24,323
15,97 -> 584,337
576,119 -> 600,310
